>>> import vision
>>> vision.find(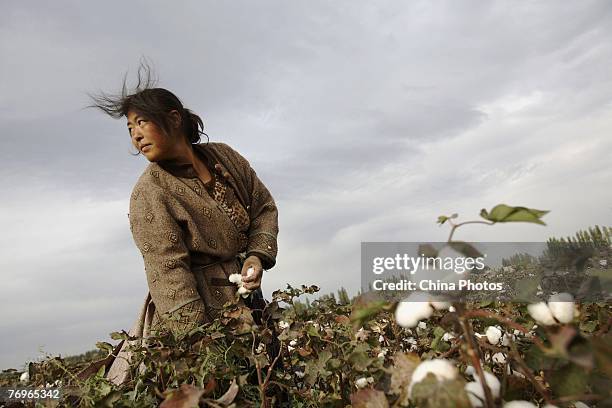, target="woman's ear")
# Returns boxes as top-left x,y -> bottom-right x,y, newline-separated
168,110 -> 182,129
